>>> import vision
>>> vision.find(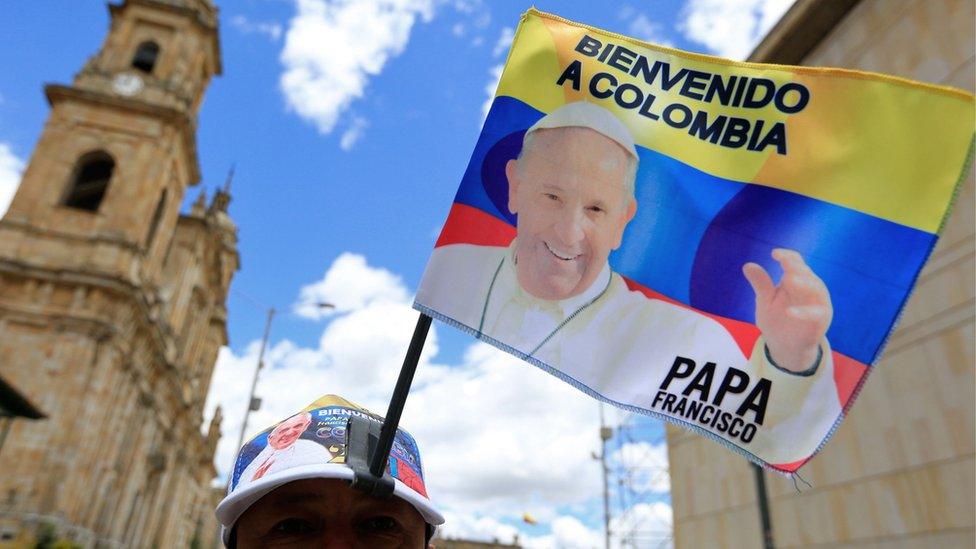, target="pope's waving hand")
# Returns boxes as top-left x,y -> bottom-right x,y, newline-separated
744,248 -> 833,373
